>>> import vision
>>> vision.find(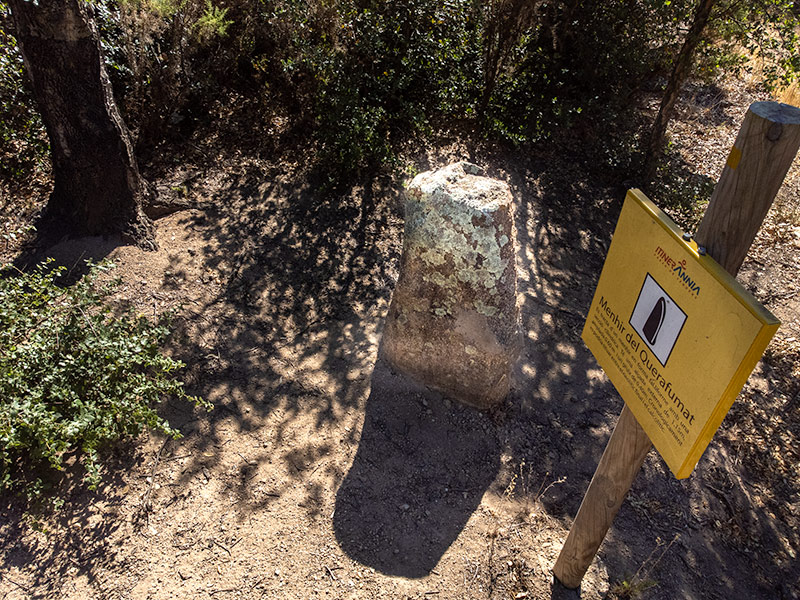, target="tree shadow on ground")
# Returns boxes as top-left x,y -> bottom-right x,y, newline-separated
155,162 -> 405,505
2,138 -> 797,598
156,148 -> 797,598
0,159 -> 406,598
10,232 -> 123,281
0,450 -> 138,600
